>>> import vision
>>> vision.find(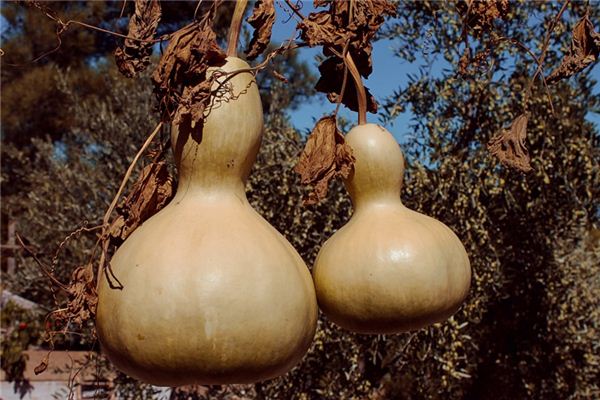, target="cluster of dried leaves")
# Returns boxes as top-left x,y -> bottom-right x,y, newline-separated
298,0 -> 396,113
151,21 -> 227,126
115,0 -> 229,127
458,47 -> 491,76
55,264 -> 98,329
